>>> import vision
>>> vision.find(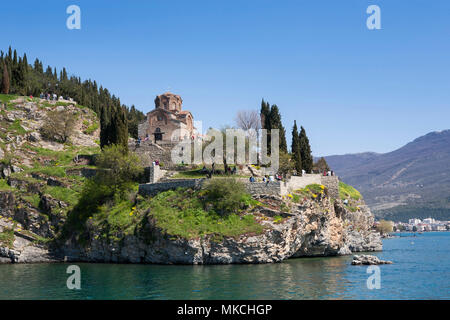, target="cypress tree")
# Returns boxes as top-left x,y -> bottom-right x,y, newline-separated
299,126 -> 313,173
291,121 -> 302,174
269,105 -> 287,153
1,61 -> 10,94
260,99 -> 271,130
